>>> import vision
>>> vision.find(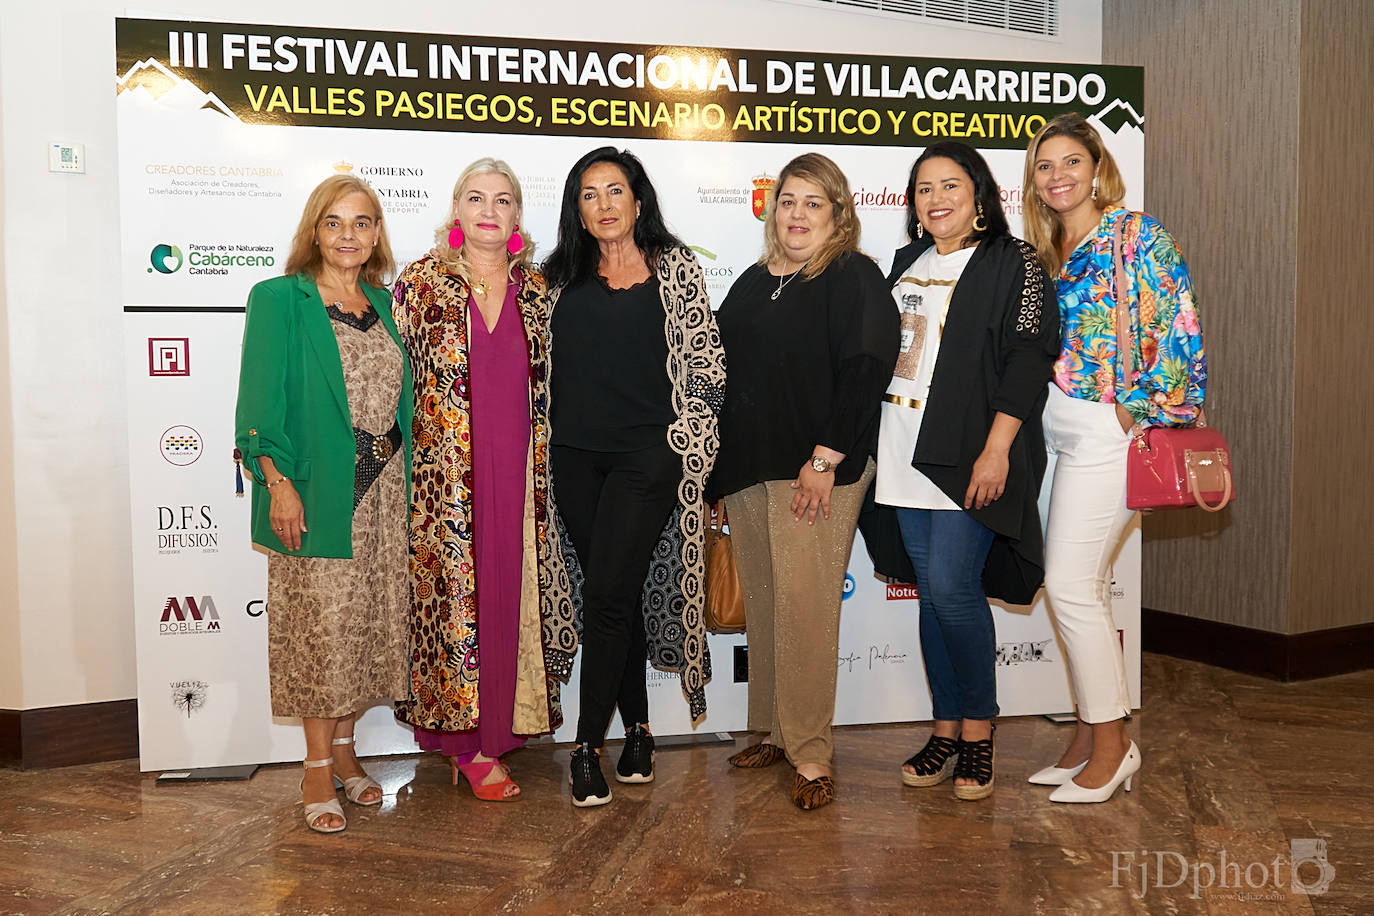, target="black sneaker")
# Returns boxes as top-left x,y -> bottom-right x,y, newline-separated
570,744 -> 612,807
616,724 -> 655,784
